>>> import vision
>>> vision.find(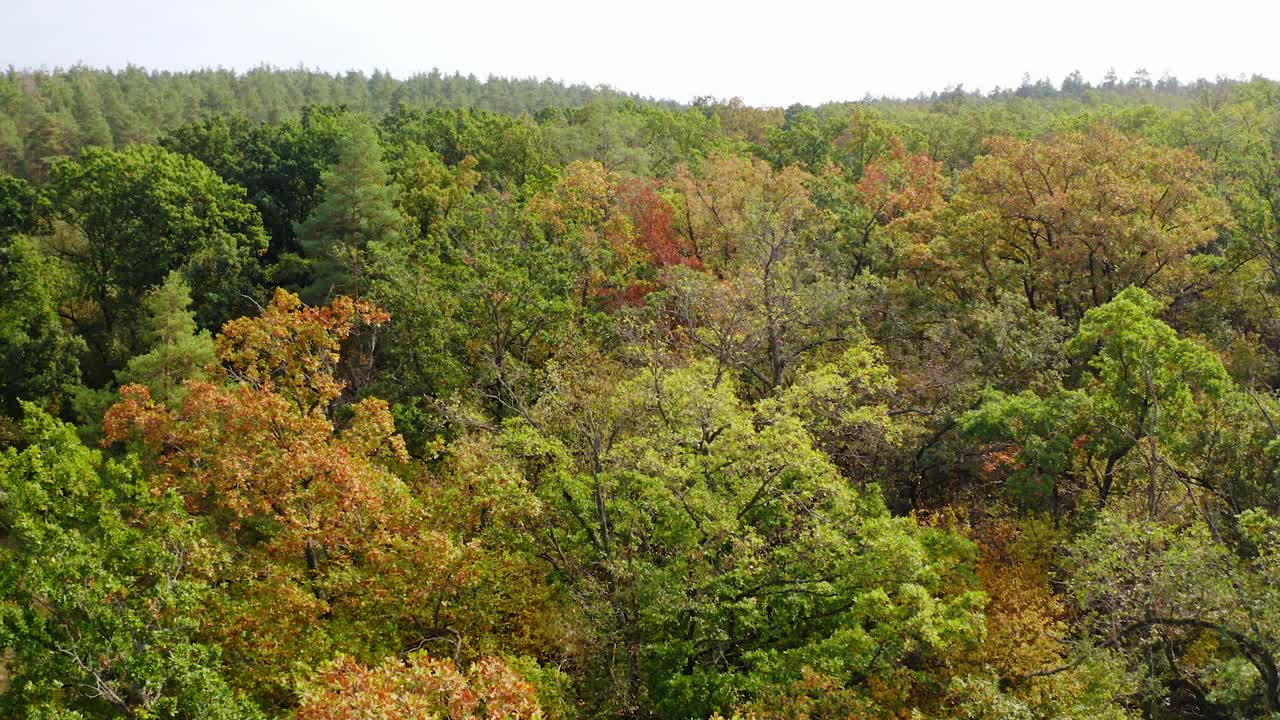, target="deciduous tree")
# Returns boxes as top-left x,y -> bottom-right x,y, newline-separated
925,126 -> 1229,322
